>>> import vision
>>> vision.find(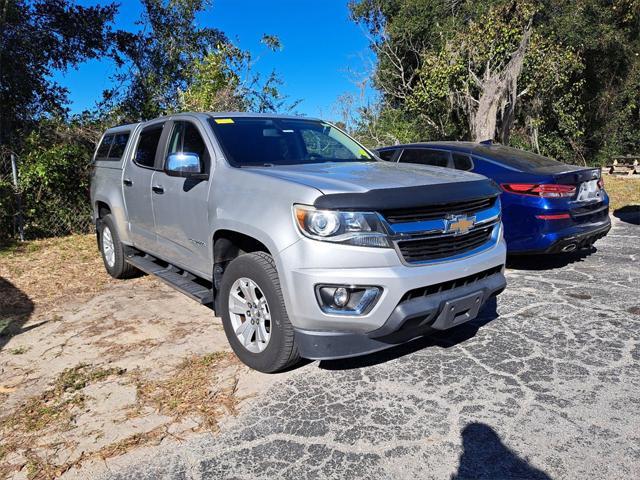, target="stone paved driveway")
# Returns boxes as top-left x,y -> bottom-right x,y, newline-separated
100,215 -> 639,480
